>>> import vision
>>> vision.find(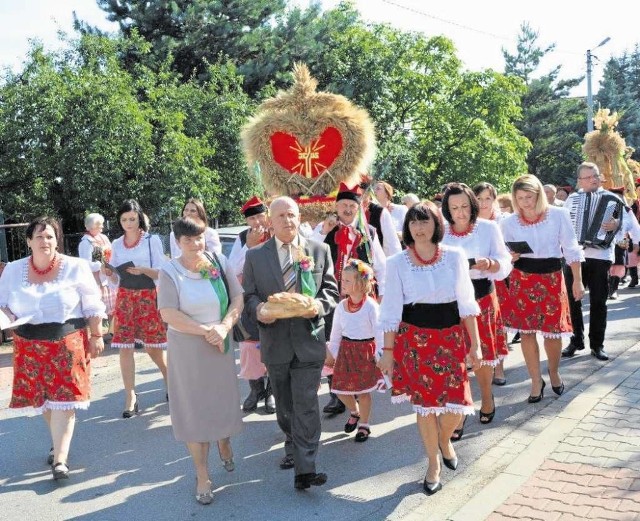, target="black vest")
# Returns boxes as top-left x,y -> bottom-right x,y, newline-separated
325,224 -> 377,266
239,228 -> 249,247
367,203 -> 384,247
